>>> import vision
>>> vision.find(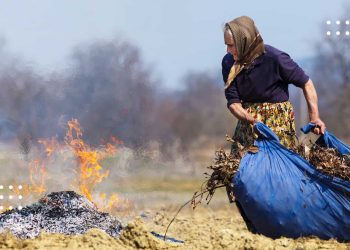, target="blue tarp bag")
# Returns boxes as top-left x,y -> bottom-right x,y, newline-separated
301,123 -> 350,155
232,122 -> 350,241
